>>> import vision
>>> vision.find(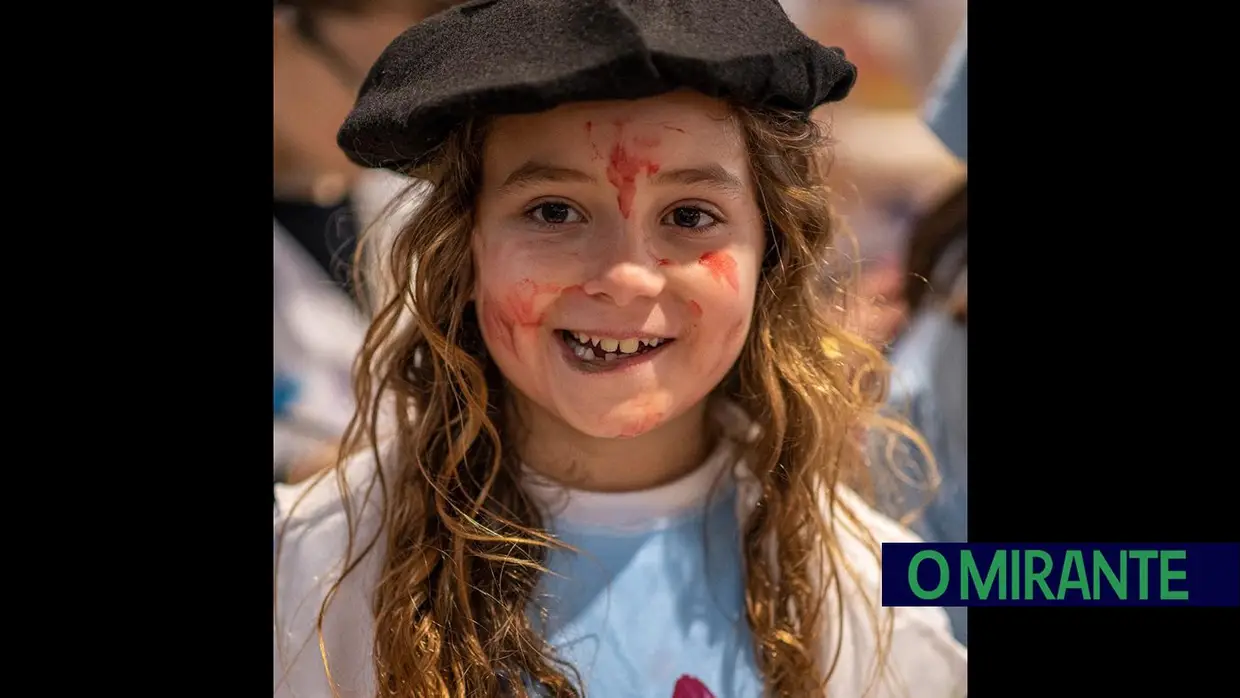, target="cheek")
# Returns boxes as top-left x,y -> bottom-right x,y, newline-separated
480,289 -> 517,357
679,250 -> 756,322
476,274 -> 581,360
697,251 -> 740,292
678,250 -> 758,367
